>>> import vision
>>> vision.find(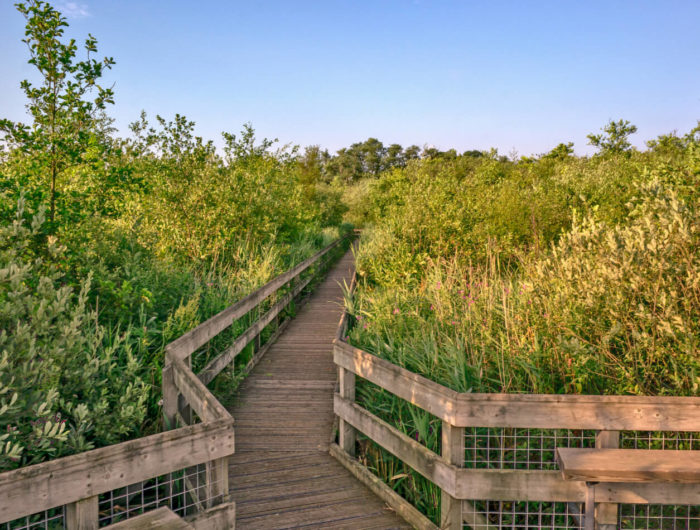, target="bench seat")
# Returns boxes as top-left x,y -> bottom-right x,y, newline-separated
556,448 -> 700,484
